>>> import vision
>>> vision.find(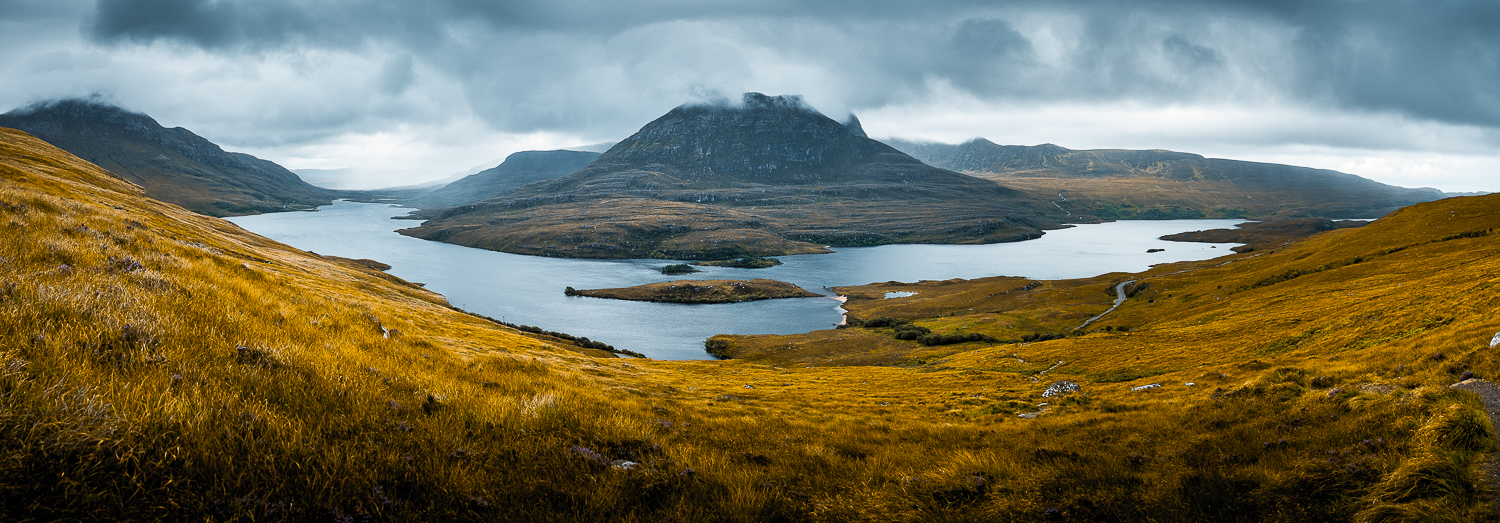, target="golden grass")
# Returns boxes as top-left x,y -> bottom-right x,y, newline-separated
3,126 -> 1500,521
